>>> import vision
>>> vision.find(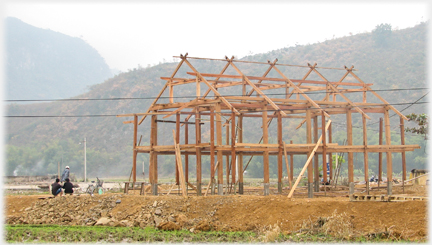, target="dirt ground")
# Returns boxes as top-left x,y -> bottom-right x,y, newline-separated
4,184 -> 428,240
